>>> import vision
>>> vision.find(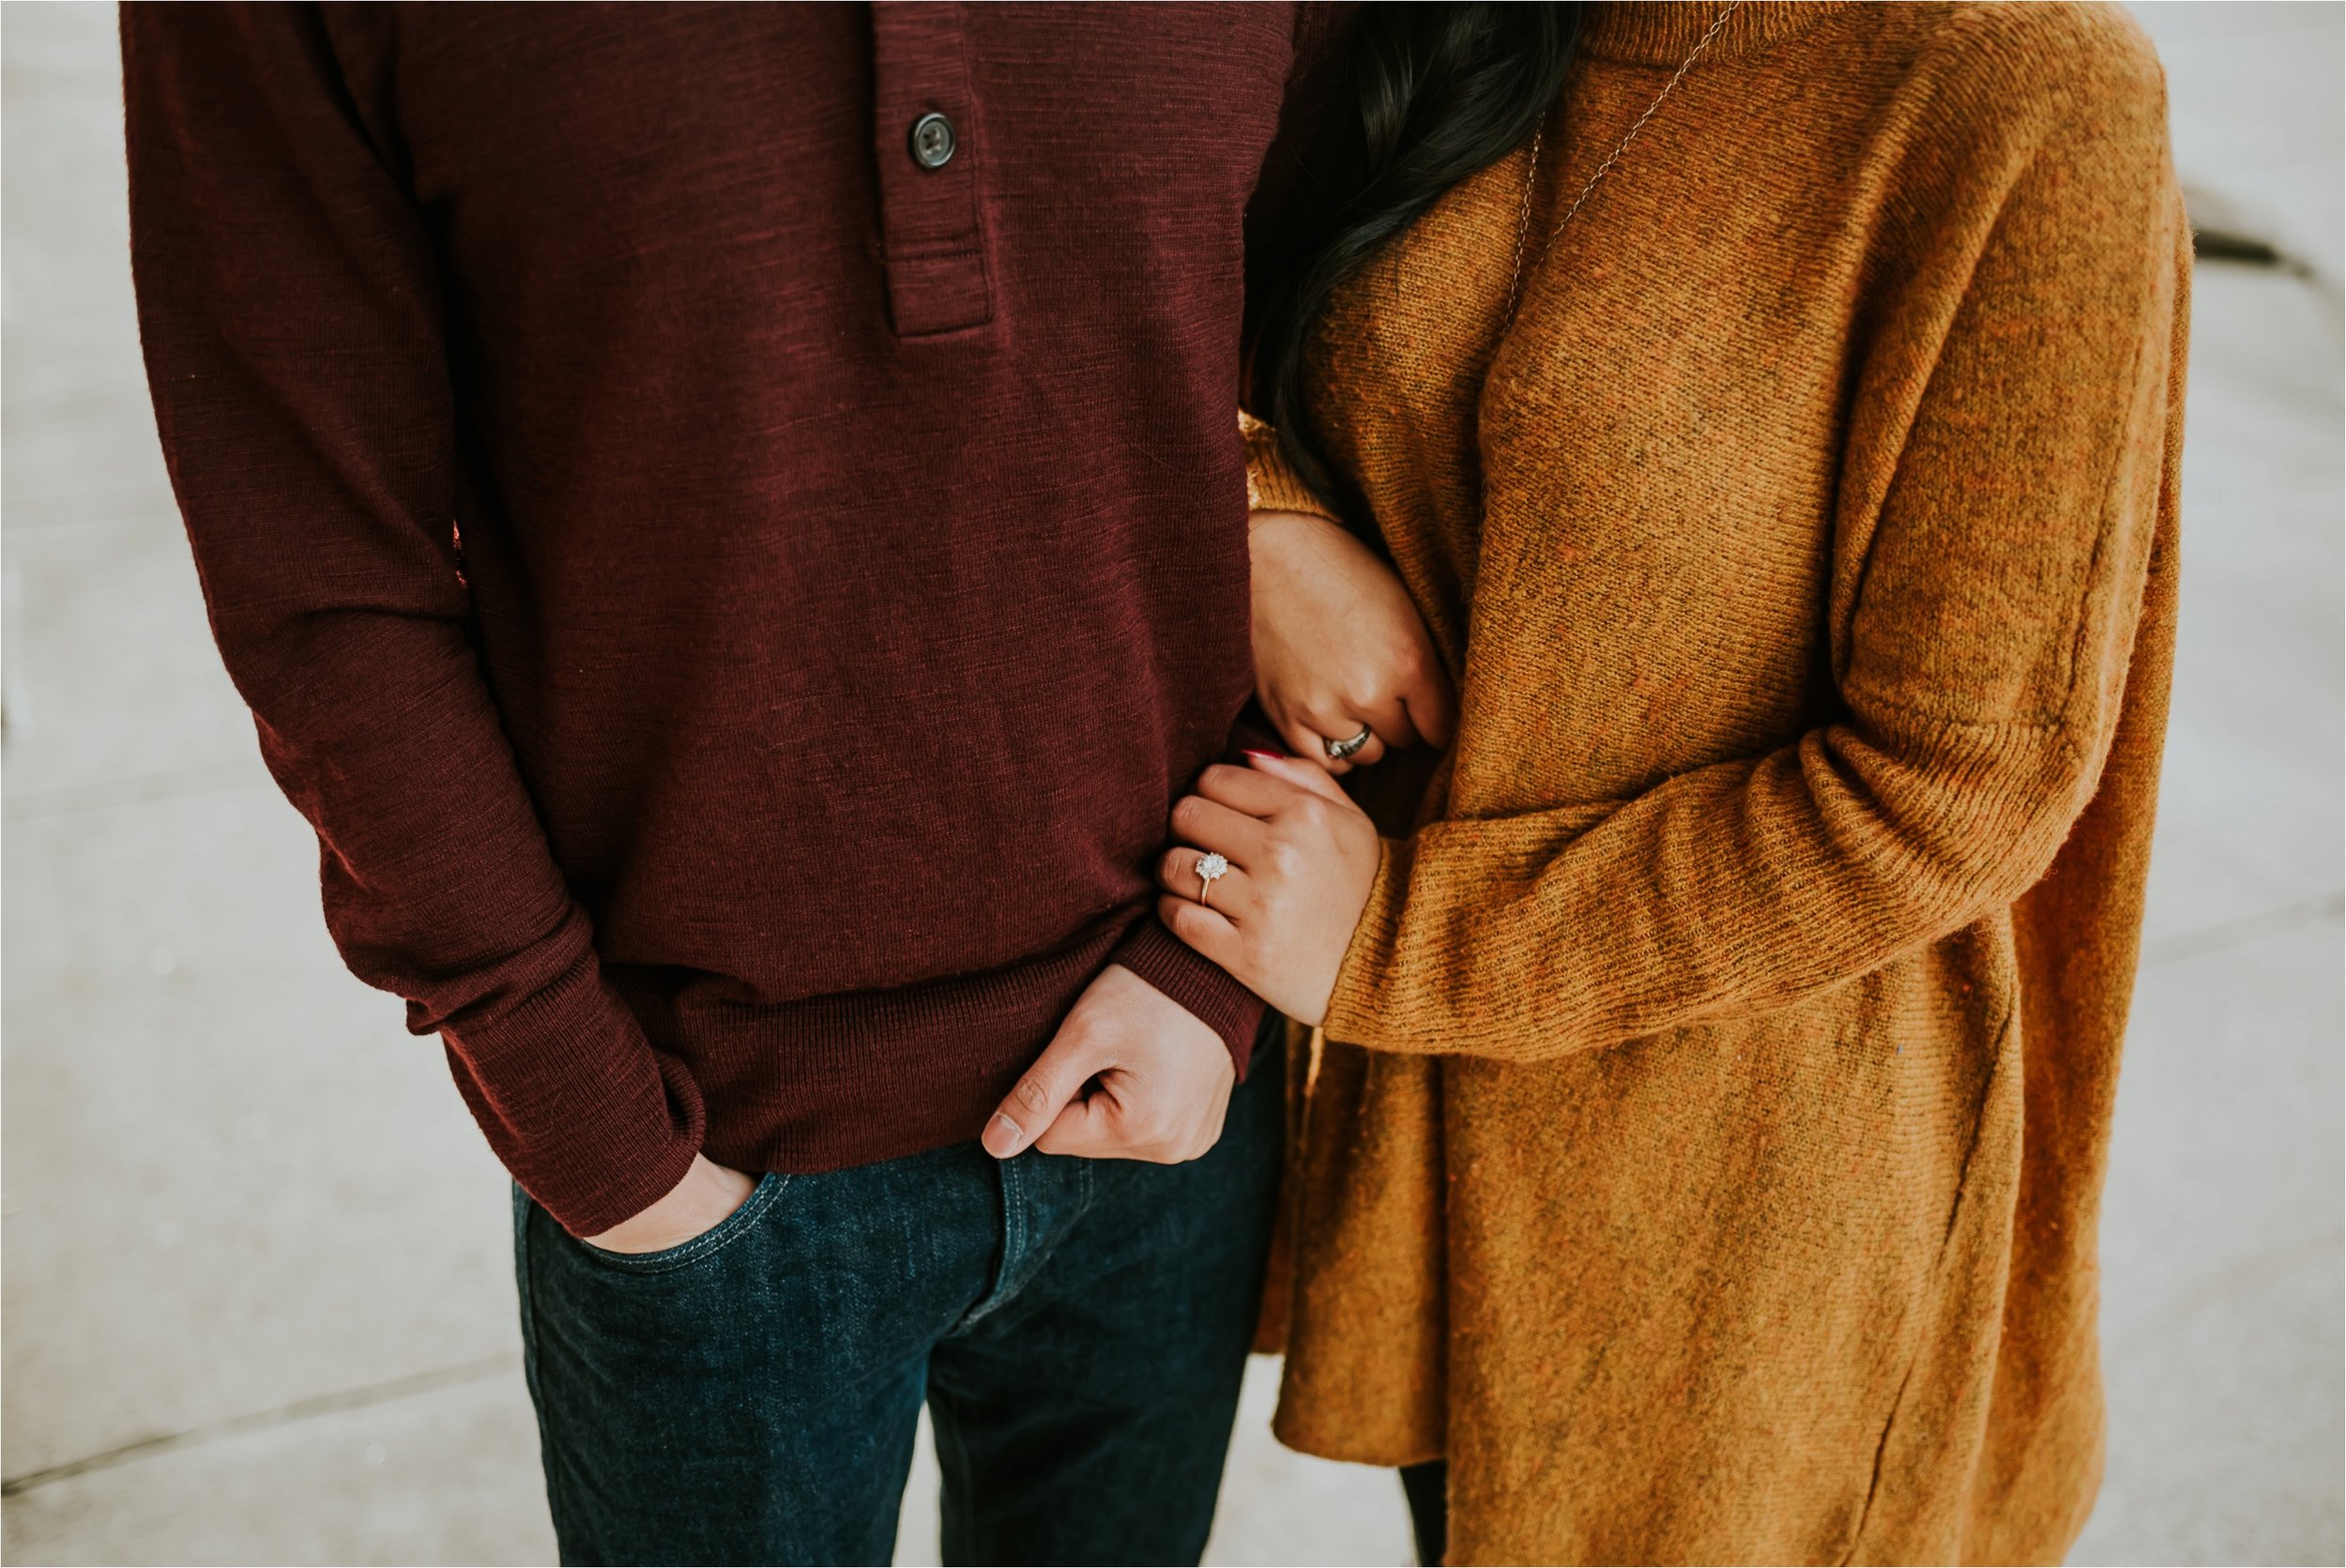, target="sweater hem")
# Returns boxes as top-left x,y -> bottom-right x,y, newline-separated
619,910 -> 1155,1176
